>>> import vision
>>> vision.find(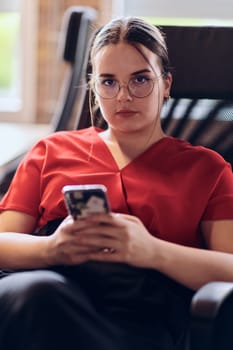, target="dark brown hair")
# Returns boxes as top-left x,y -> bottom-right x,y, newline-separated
90,17 -> 170,75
